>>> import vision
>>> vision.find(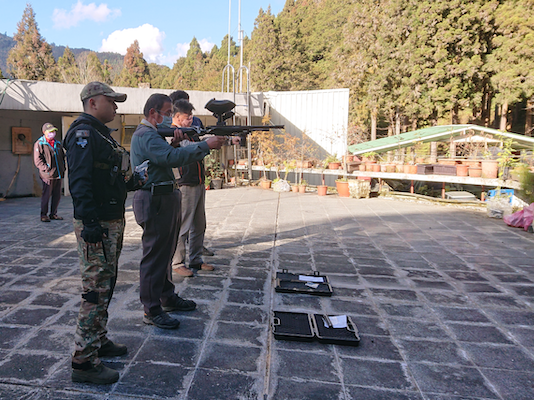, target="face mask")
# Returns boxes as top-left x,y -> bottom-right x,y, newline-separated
157,116 -> 173,129
46,131 -> 56,140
